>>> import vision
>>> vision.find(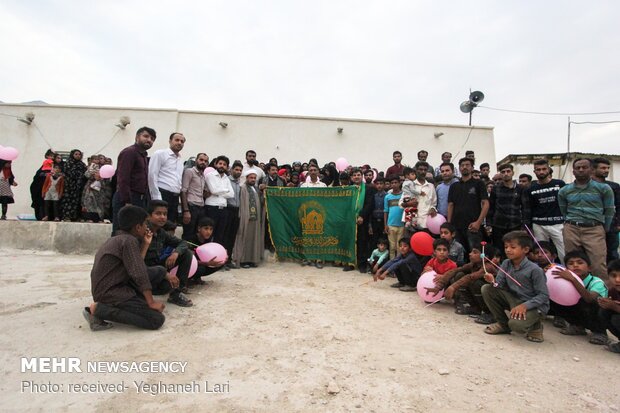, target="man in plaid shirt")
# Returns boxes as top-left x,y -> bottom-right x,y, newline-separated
488,163 -> 529,258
